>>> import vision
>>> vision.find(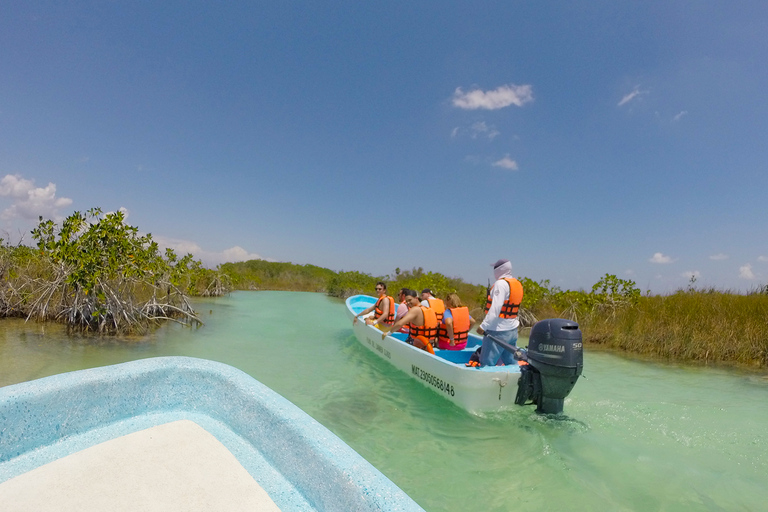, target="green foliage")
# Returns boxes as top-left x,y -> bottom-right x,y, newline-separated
589,273 -> 641,306
32,208 -> 161,296
220,260 -> 336,292
0,208 -> 229,333
326,270 -> 378,298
